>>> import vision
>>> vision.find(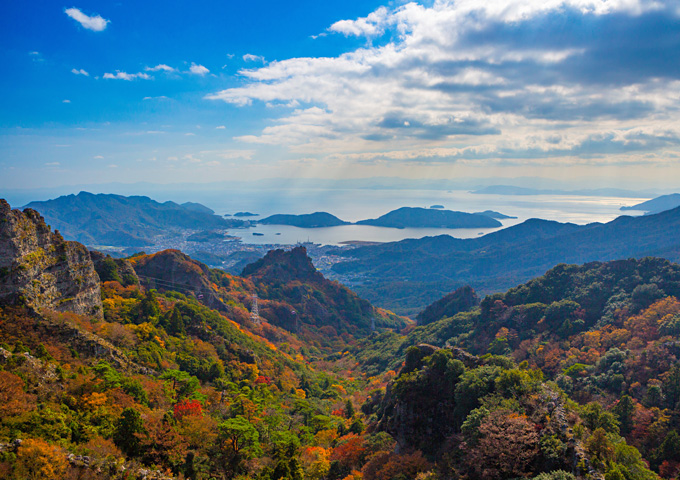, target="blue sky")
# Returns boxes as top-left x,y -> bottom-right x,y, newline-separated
2,0 -> 680,189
